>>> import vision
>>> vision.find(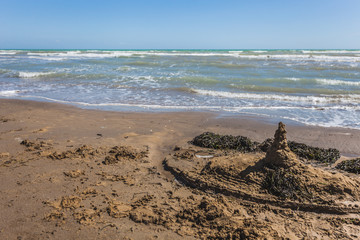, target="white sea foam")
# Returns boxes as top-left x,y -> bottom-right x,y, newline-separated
315,78 -> 360,86
193,89 -> 360,104
235,54 -> 360,63
0,90 -> 20,97
18,71 -> 55,78
285,77 -> 301,81
302,50 -> 360,54
18,95 -> 224,110
278,77 -> 360,86
0,50 -> 20,55
251,50 -> 268,53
